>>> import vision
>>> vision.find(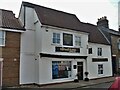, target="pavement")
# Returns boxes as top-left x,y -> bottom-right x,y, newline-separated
40,76 -> 115,89
2,76 -> 115,89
